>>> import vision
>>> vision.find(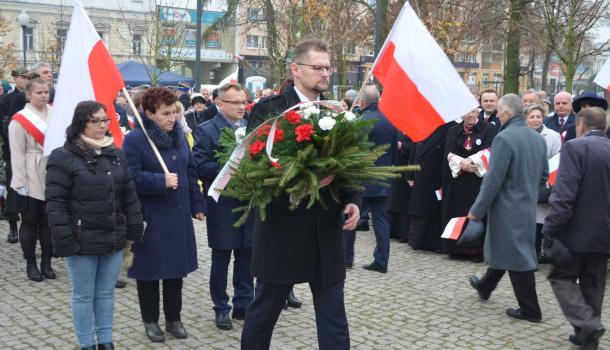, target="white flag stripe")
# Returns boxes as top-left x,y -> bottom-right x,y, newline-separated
594,57 -> 610,90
